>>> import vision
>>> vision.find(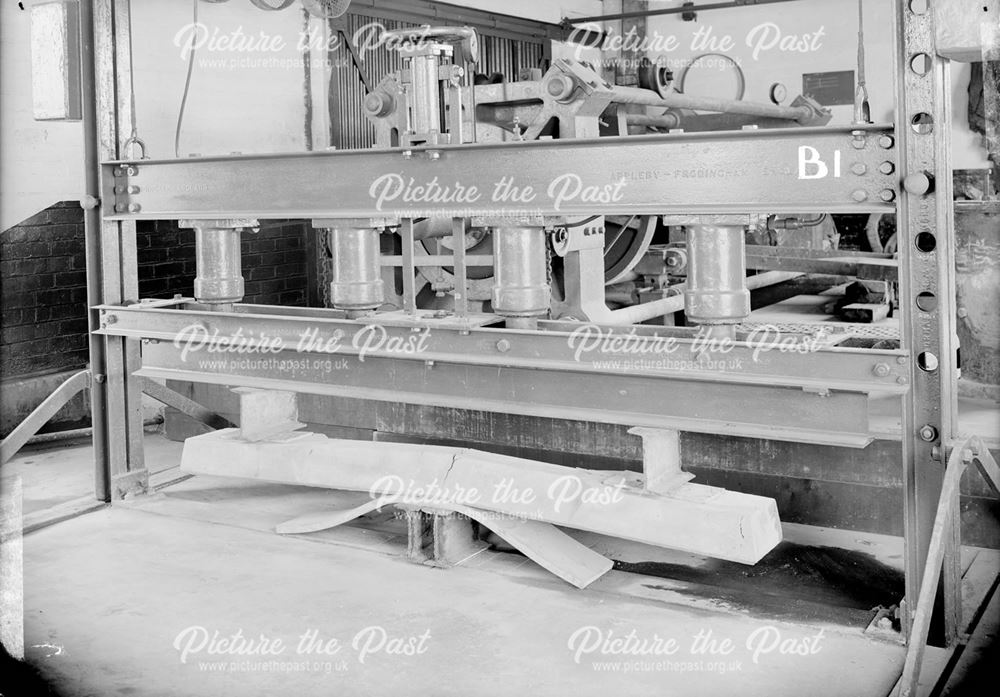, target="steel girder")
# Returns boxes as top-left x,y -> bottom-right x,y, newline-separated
102,126 -> 898,221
